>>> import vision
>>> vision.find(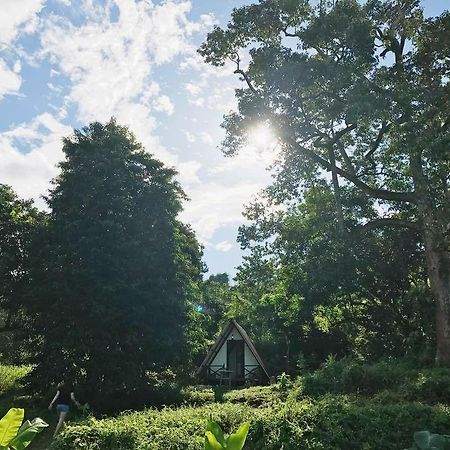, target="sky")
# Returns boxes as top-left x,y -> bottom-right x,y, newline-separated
0,0 -> 446,277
